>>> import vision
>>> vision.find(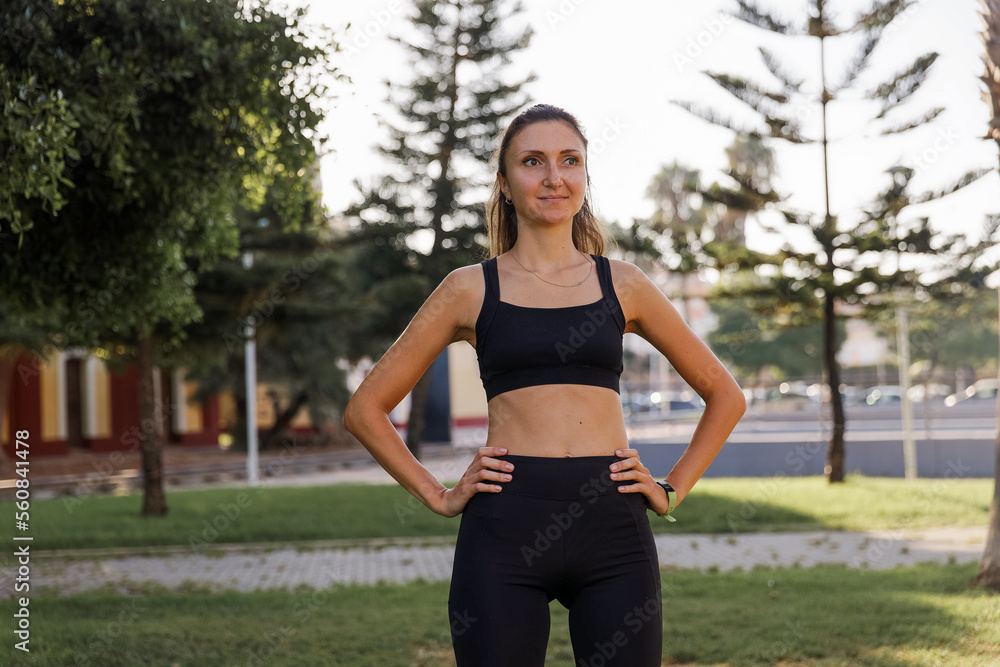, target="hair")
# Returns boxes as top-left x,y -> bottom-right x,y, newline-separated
484,103 -> 616,260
